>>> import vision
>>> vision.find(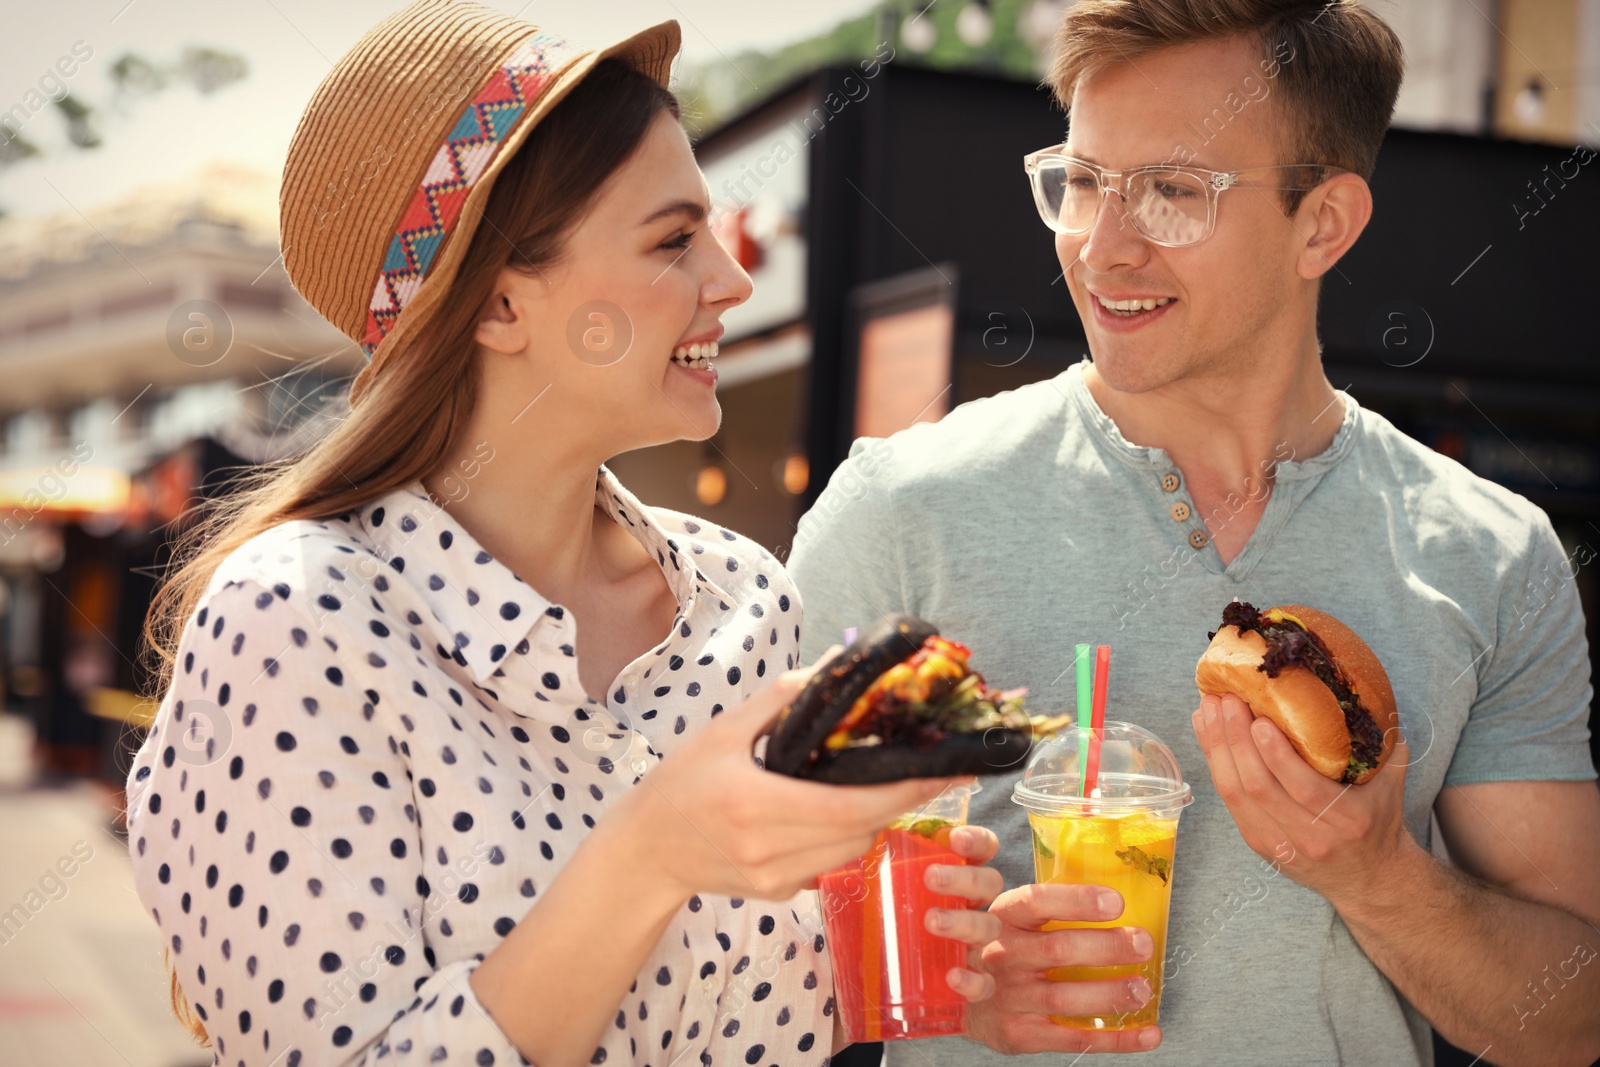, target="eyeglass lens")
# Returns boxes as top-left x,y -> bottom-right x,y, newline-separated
1035,159 -> 1211,245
